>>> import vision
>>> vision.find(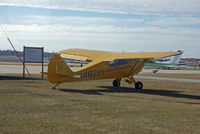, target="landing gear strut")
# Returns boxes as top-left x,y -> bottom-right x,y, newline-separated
125,77 -> 143,90
113,79 -> 121,87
